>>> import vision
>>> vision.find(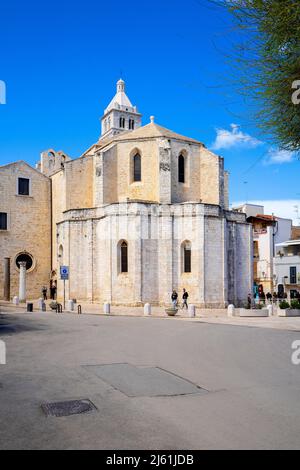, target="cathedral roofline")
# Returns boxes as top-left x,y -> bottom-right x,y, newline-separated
95,121 -> 204,151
